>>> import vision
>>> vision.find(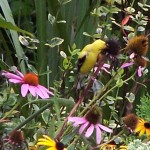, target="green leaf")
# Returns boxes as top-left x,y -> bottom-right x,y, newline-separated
42,109 -> 51,124
45,37 -> 64,48
0,17 -> 33,37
